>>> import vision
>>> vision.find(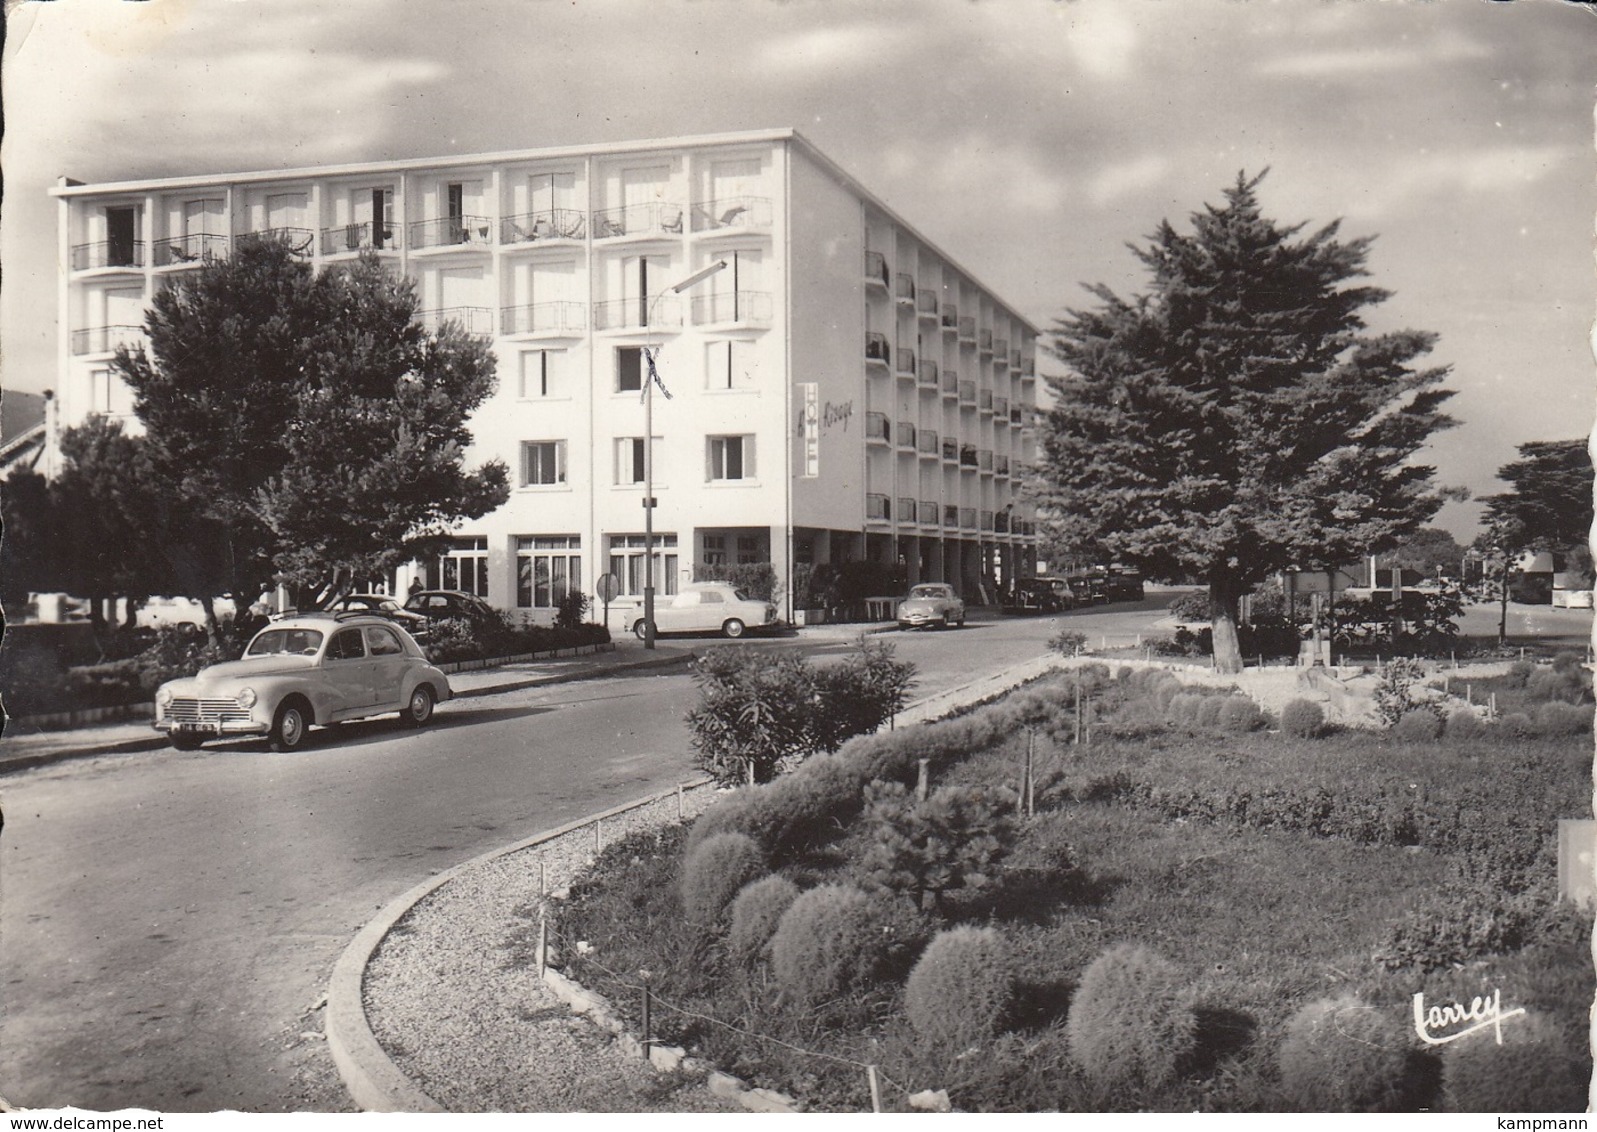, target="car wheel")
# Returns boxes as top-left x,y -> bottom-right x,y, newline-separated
722,618 -> 746,639
171,735 -> 205,751
405,684 -> 435,727
269,701 -> 309,752
632,620 -> 653,641
942,612 -> 955,629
